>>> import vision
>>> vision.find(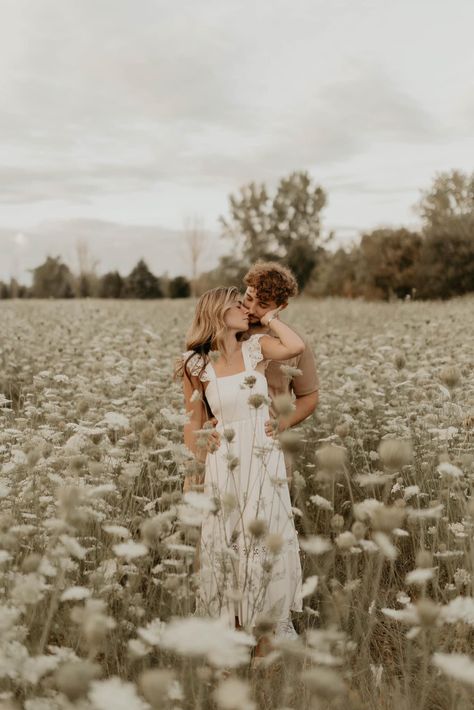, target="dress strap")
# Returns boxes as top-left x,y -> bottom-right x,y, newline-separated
242,334 -> 267,371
